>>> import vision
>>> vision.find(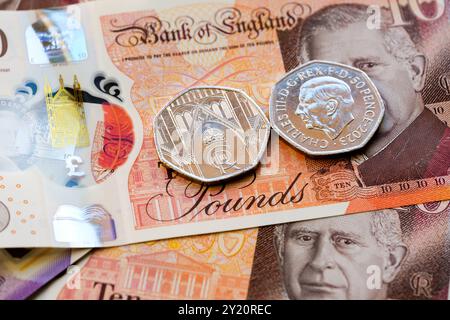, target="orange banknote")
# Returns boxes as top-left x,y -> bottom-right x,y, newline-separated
35,201 -> 450,300
1,0 -> 450,247
103,0 -> 450,236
